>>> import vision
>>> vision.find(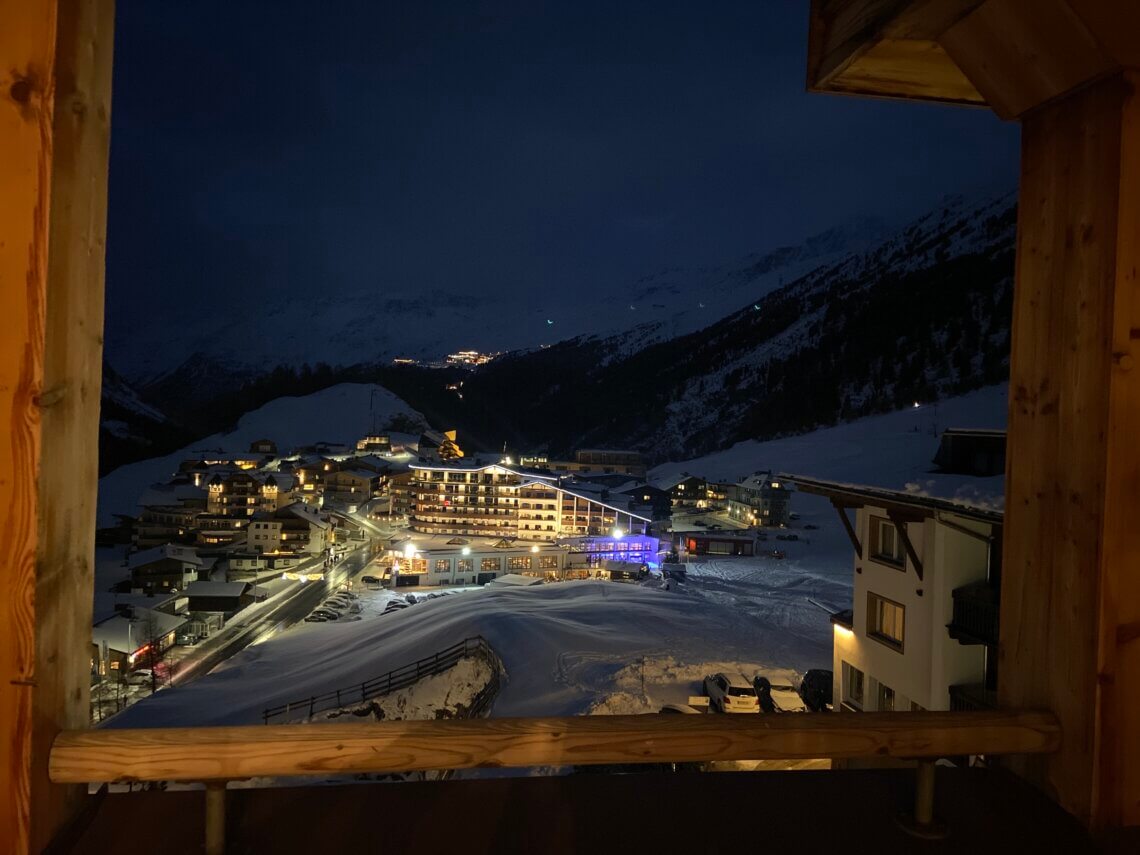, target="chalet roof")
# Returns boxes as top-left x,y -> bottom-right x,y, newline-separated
127,544 -> 202,569
786,475 -> 1004,525
185,580 -> 252,599
277,501 -> 331,529
336,468 -> 379,480
92,607 -> 188,654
